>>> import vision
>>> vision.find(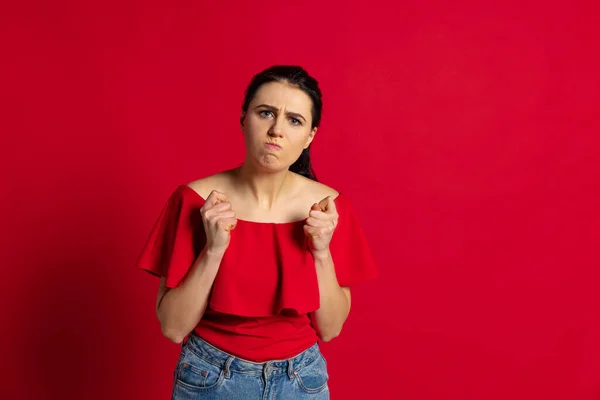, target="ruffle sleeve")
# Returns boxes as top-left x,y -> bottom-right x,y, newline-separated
329,193 -> 379,287
135,185 -> 207,288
